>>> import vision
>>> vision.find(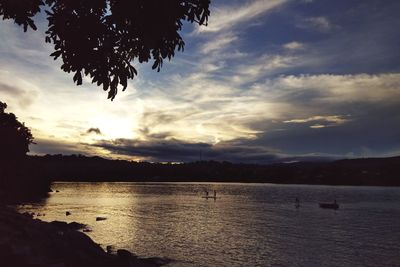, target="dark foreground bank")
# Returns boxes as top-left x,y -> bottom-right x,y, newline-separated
0,205 -> 170,267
